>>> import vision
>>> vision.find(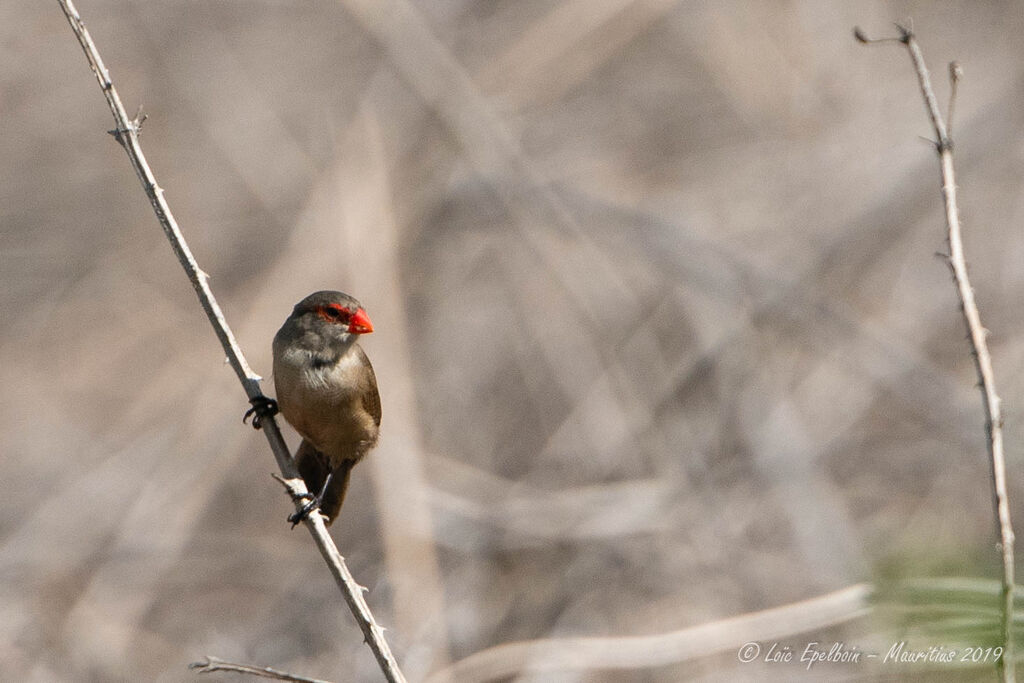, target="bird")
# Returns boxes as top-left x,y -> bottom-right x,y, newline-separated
252,290 -> 381,526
